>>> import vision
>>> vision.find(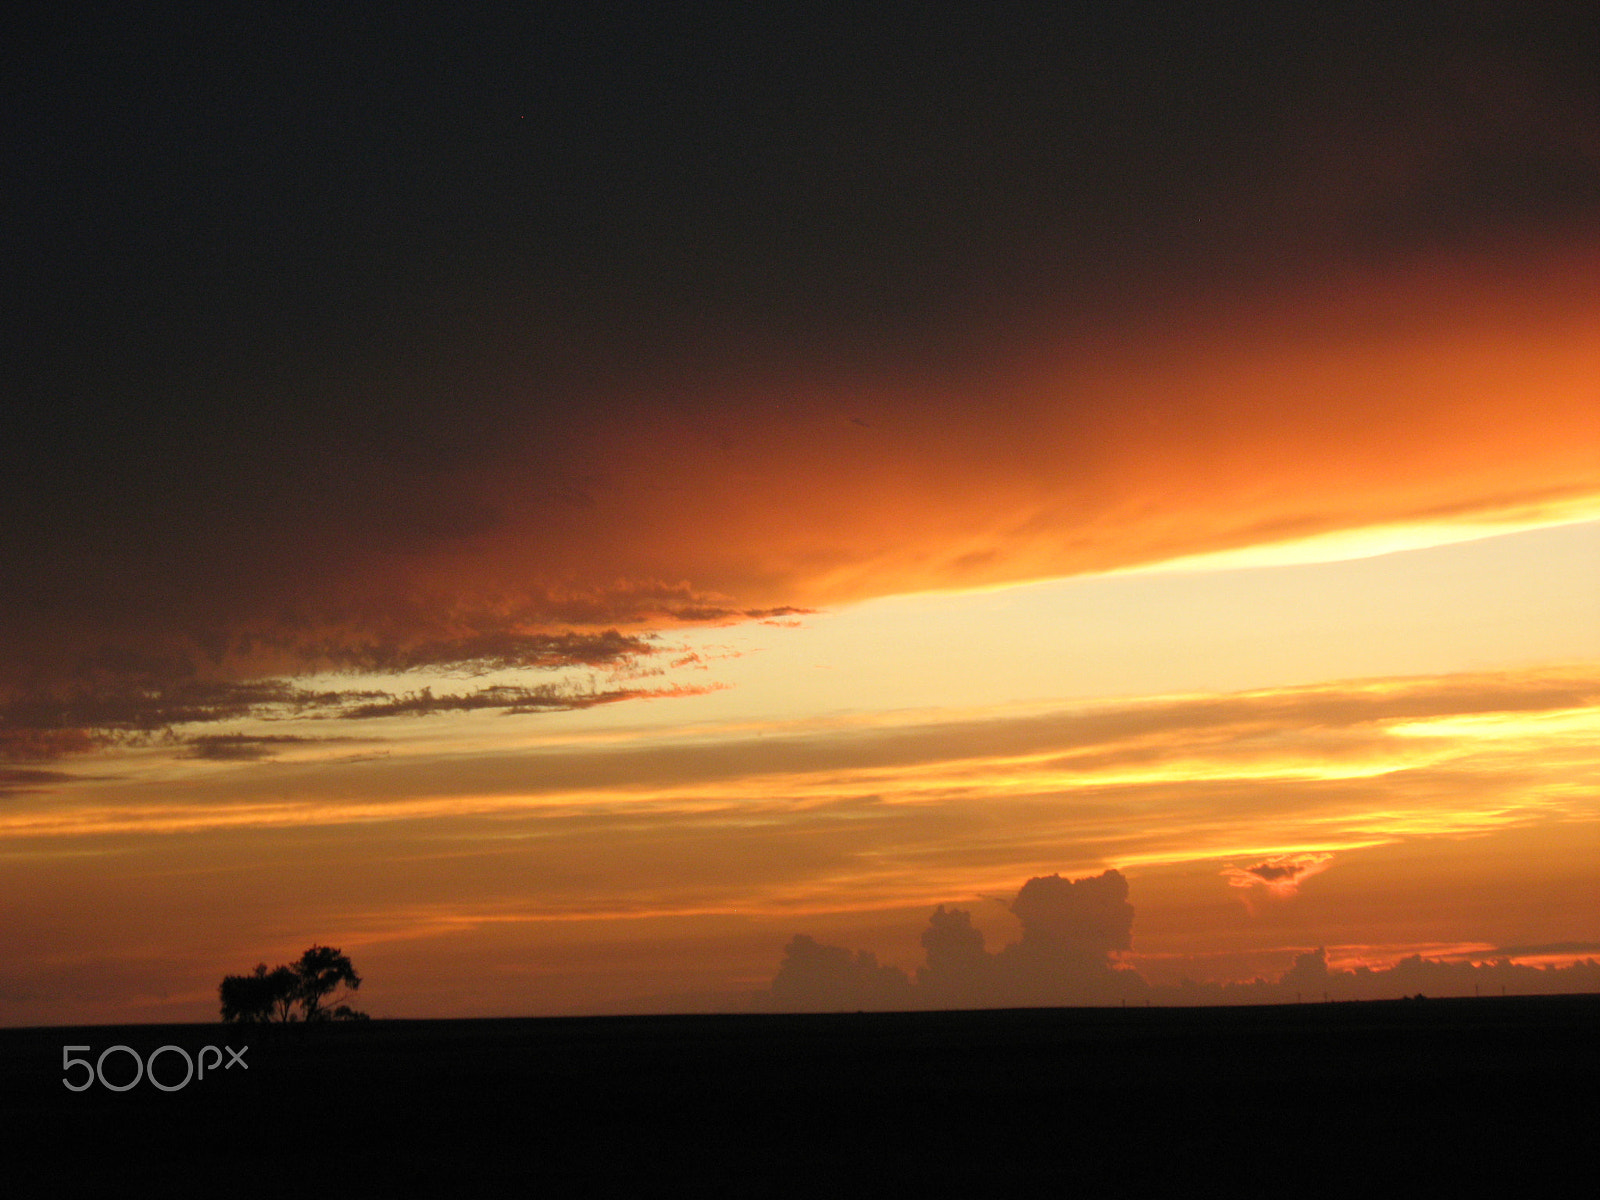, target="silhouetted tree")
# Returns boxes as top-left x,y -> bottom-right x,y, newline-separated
292,944 -> 363,1022
220,945 -> 365,1023
219,963 -> 299,1024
